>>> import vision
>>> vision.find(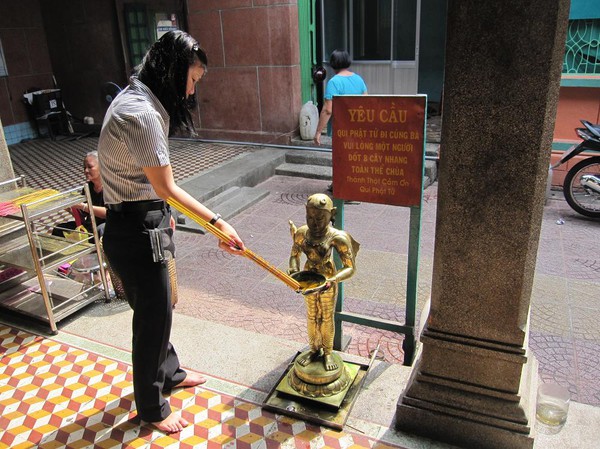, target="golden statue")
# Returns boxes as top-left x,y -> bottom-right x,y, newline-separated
287,194 -> 359,397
